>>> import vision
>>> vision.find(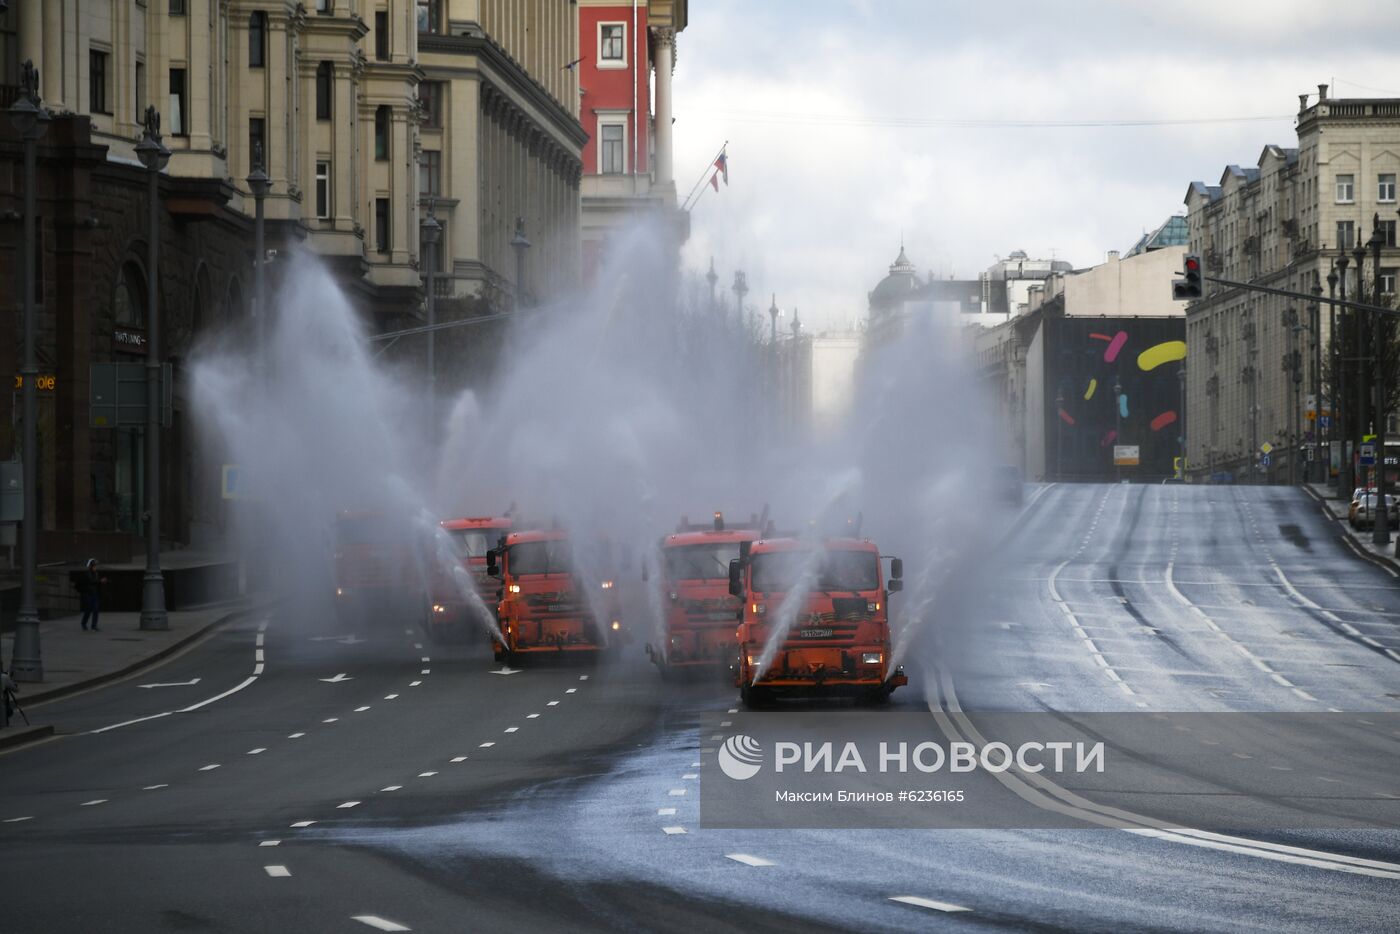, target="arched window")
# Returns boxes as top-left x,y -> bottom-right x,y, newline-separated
316,61 -> 333,120
113,261 -> 146,328
249,12 -> 266,68
374,105 -> 390,161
